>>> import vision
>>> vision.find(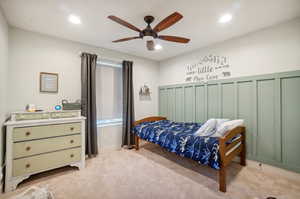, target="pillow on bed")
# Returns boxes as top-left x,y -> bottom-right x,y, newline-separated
213,119 -> 244,137
194,119 -> 217,137
216,119 -> 230,127
194,119 -> 230,137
